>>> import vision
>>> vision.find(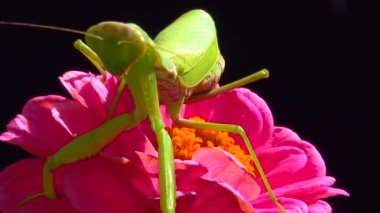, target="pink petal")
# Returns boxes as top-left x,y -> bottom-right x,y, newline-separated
252,197 -> 337,213
102,73 -> 136,117
103,128 -> 158,162
192,147 -> 260,201
0,158 -> 44,212
60,71 -> 109,120
60,71 -> 116,120
257,146 -> 309,188
252,197 -> 309,213
276,135 -> 326,180
132,151 -> 255,213
308,200 -> 332,213
60,70 -> 136,119
269,126 -> 301,144
253,176 -> 348,211
184,88 -> 274,154
0,95 -> 108,157
62,157 -> 153,212
0,158 -> 77,212
132,152 -> 208,194
136,152 -> 257,212
18,197 -> 80,213
212,88 -> 273,152
257,127 -> 326,189
183,93 -> 218,121
178,179 -> 256,213
270,176 -> 349,202
0,96 -> 73,156
52,100 -> 102,137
